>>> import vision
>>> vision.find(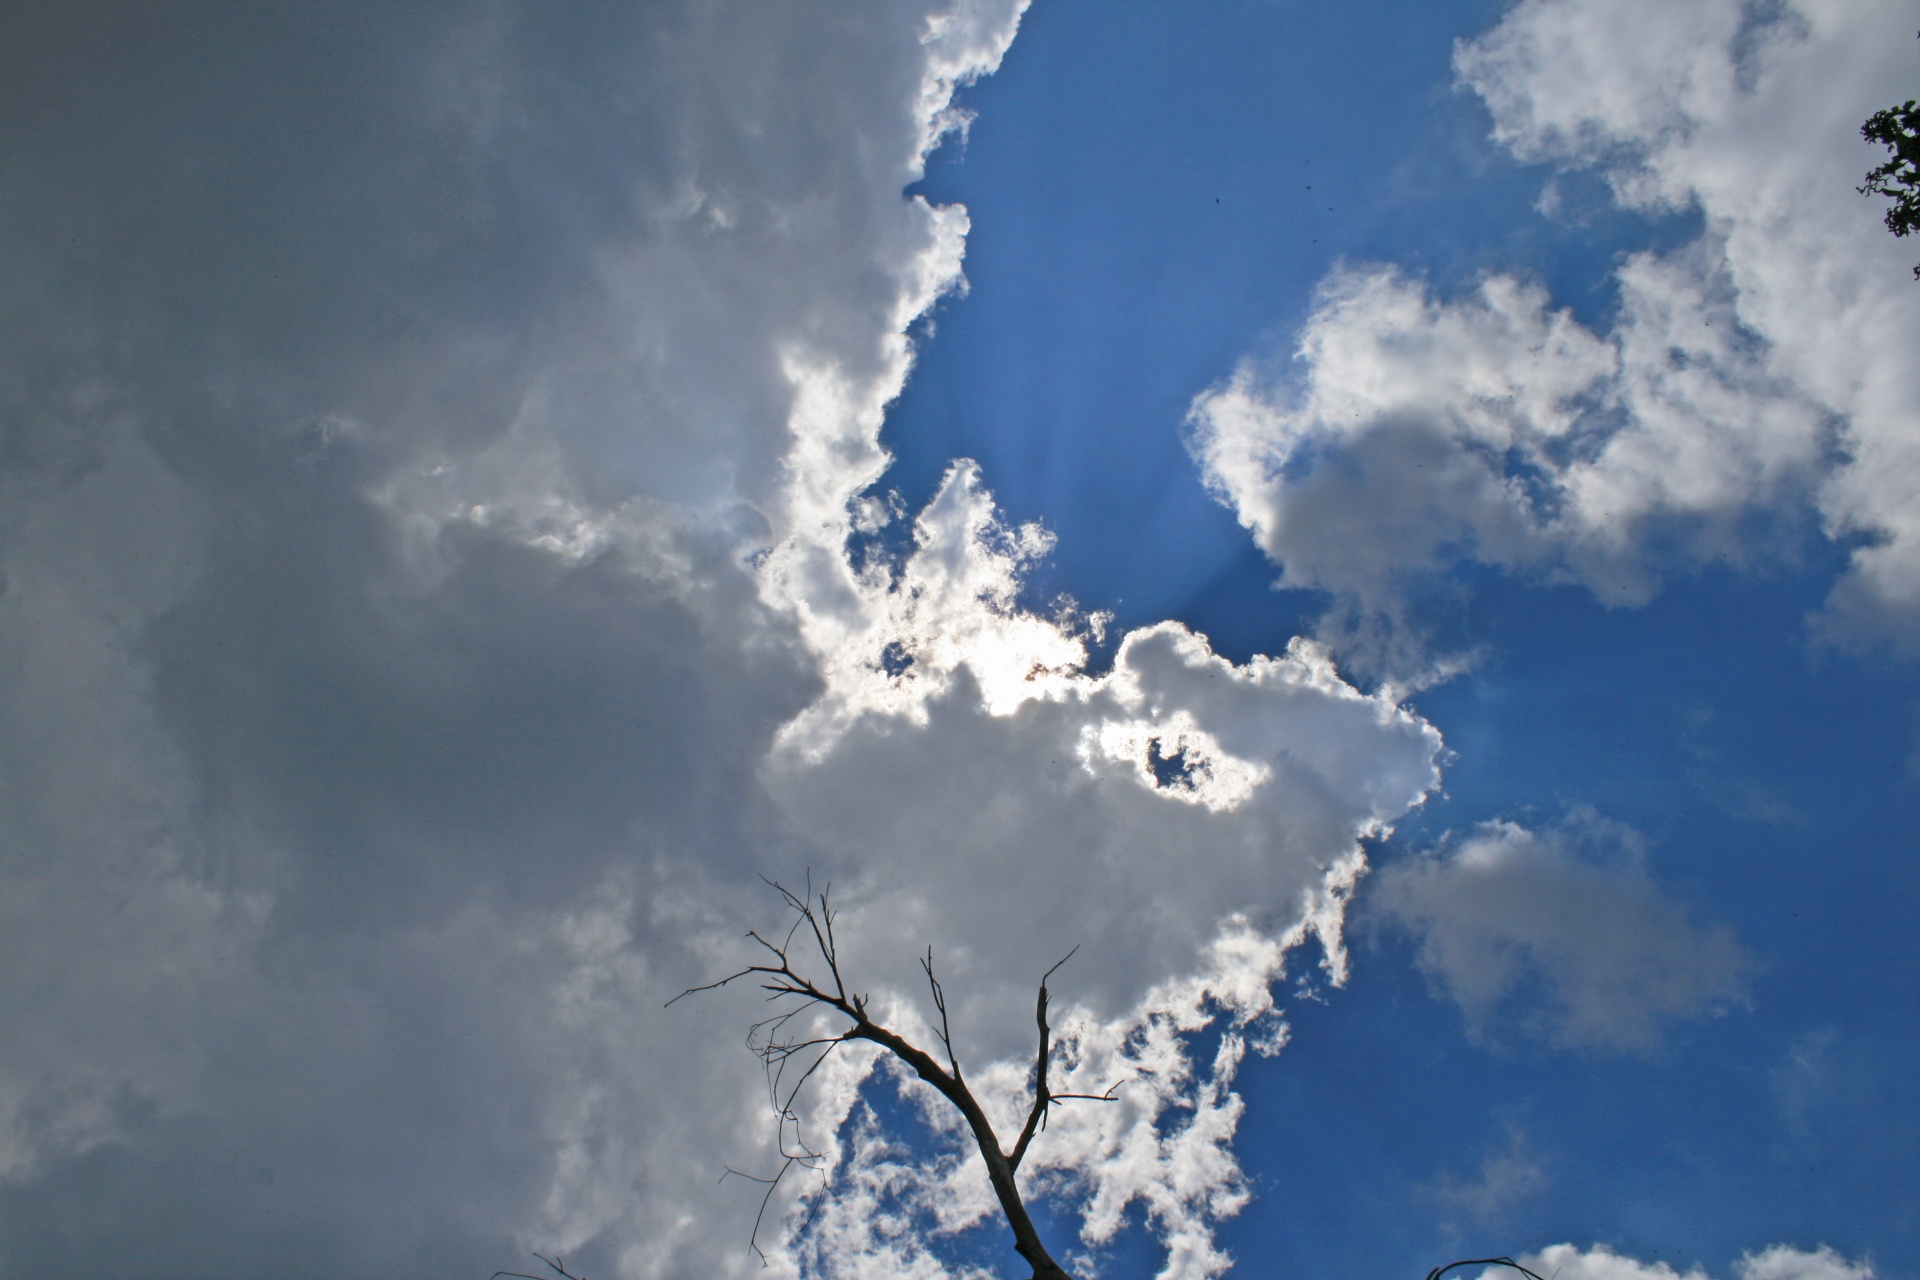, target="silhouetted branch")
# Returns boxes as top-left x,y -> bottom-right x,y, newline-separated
1426,1257 -> 1552,1280
719,1156 -> 828,1270
491,1251 -> 588,1280
1009,946 -> 1103,1172
920,946 -> 961,1078
672,878 -> 1122,1280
